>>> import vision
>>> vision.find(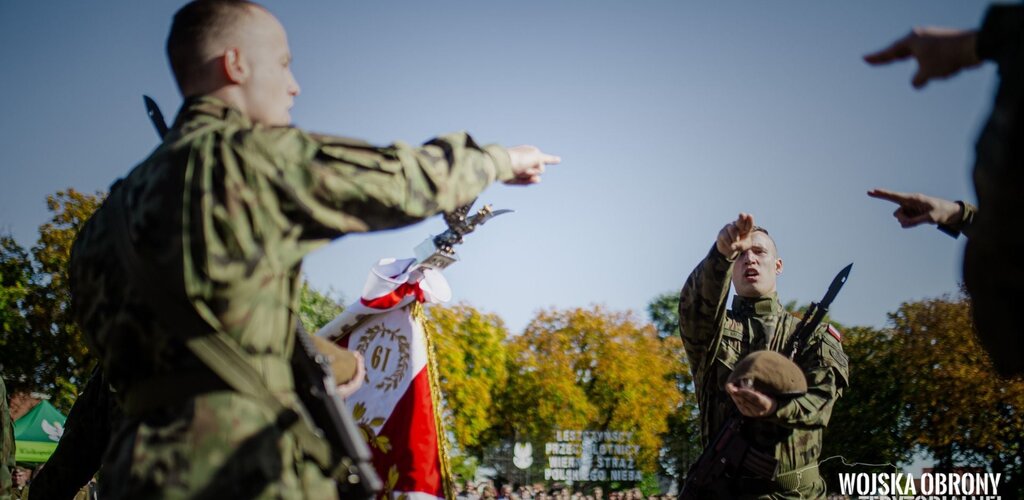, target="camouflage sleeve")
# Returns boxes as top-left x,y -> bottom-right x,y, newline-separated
765,327 -> 849,429
1,378 -> 13,498
678,245 -> 734,376
936,201 -> 976,239
238,127 -> 514,238
28,370 -> 116,500
975,4 -> 1023,67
